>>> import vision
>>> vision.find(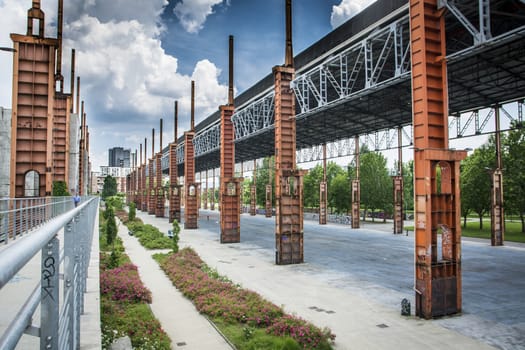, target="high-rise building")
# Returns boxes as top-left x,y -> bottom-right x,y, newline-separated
108,147 -> 130,168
